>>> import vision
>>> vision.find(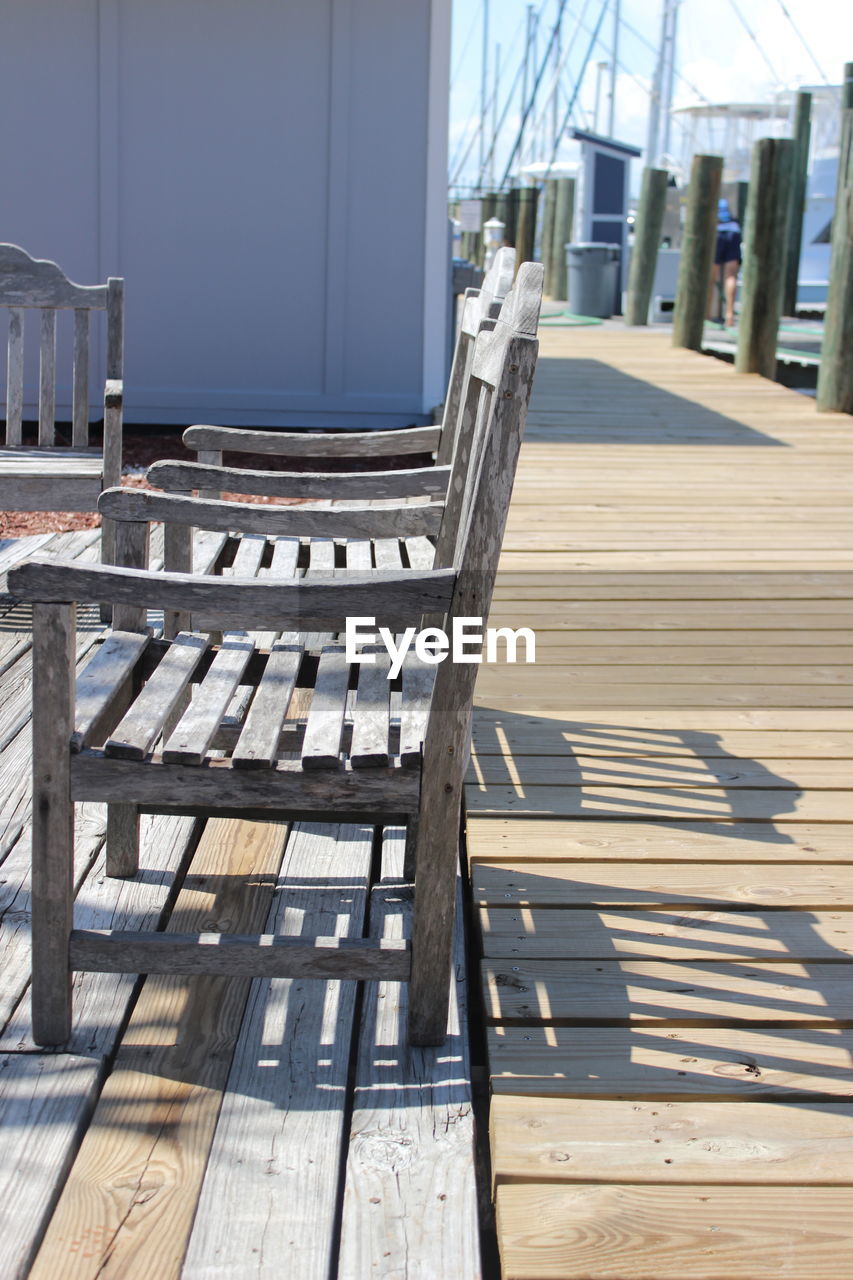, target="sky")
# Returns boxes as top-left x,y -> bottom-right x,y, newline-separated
449,0 -> 853,192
